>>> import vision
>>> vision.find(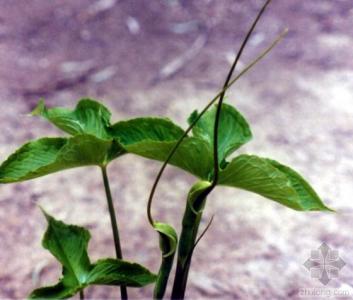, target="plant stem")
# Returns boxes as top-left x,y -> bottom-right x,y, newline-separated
171,183 -> 211,300
171,2 -> 276,298
80,290 -> 84,300
101,166 -> 128,300
153,237 -> 176,299
212,0 -> 272,184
